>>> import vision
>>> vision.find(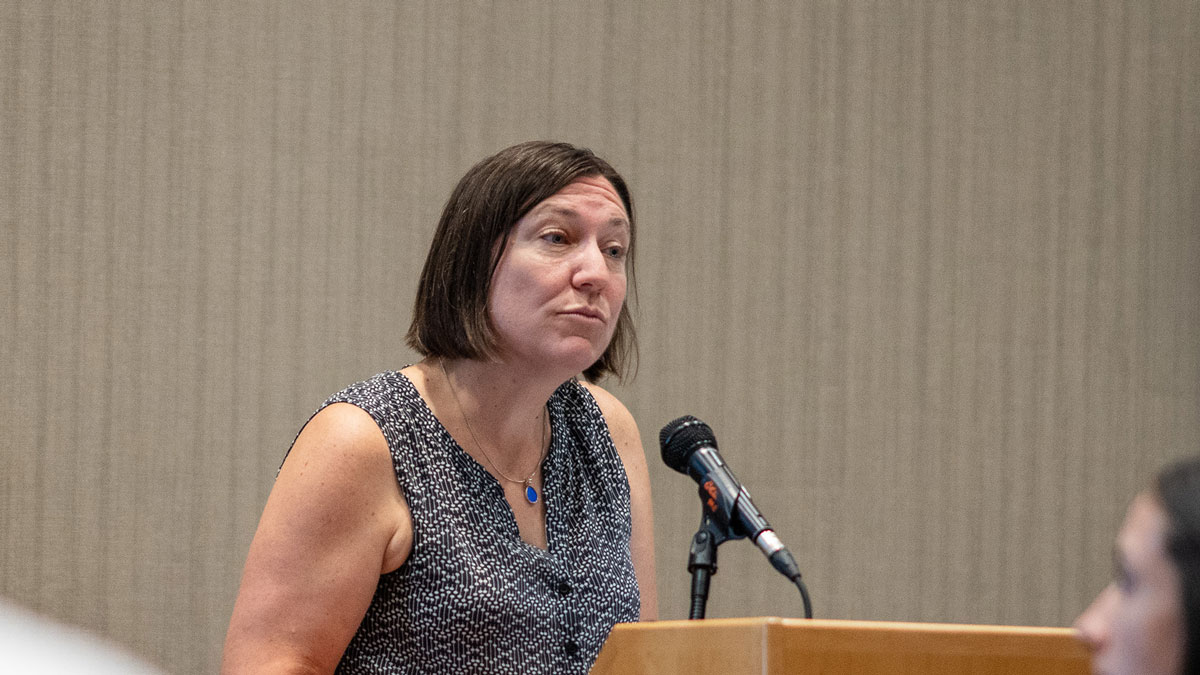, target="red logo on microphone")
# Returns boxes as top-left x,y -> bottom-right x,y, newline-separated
703,480 -> 719,513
